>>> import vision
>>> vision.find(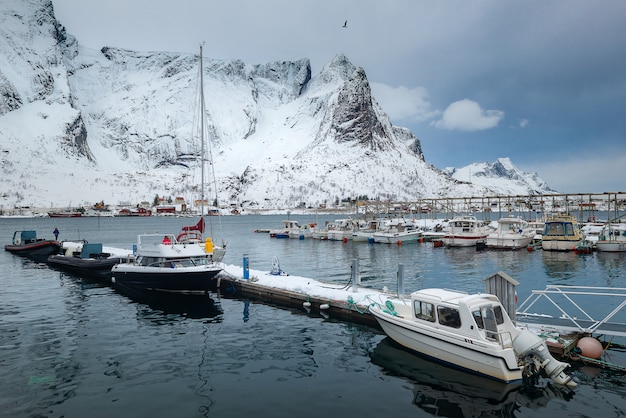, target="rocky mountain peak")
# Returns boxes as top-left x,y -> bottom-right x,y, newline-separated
0,0 -> 552,210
